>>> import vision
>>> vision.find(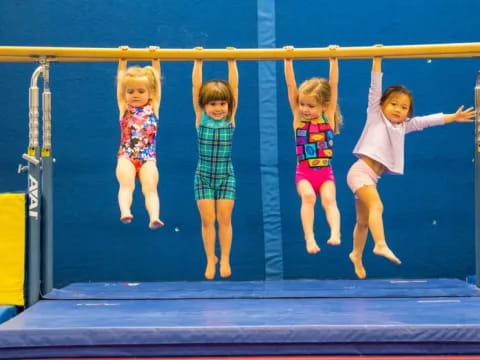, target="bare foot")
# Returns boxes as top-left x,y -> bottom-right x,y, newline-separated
306,237 -> 320,254
120,214 -> 133,224
327,235 -> 341,246
204,256 -> 218,280
220,261 -> 231,278
373,242 -> 401,264
149,219 -> 164,230
349,252 -> 366,279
